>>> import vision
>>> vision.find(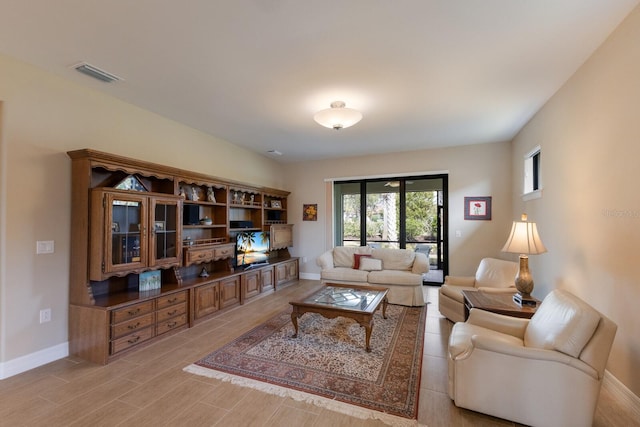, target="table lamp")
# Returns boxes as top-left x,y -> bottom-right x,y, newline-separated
501,214 -> 547,306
